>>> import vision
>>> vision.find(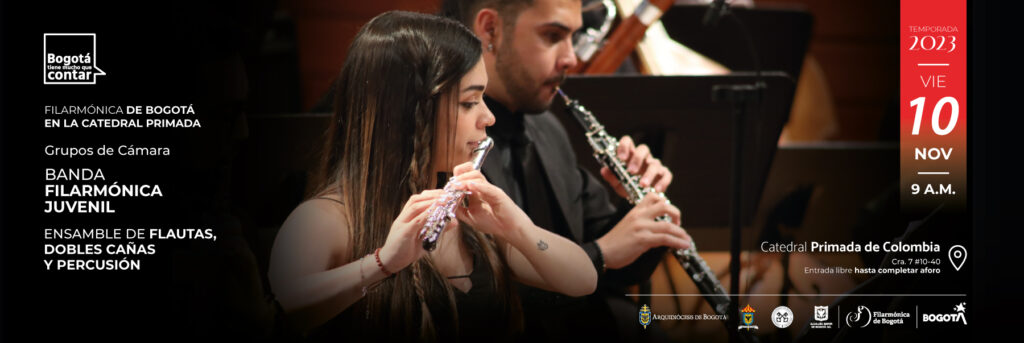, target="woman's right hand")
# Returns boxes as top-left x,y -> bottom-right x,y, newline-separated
377,189 -> 445,274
